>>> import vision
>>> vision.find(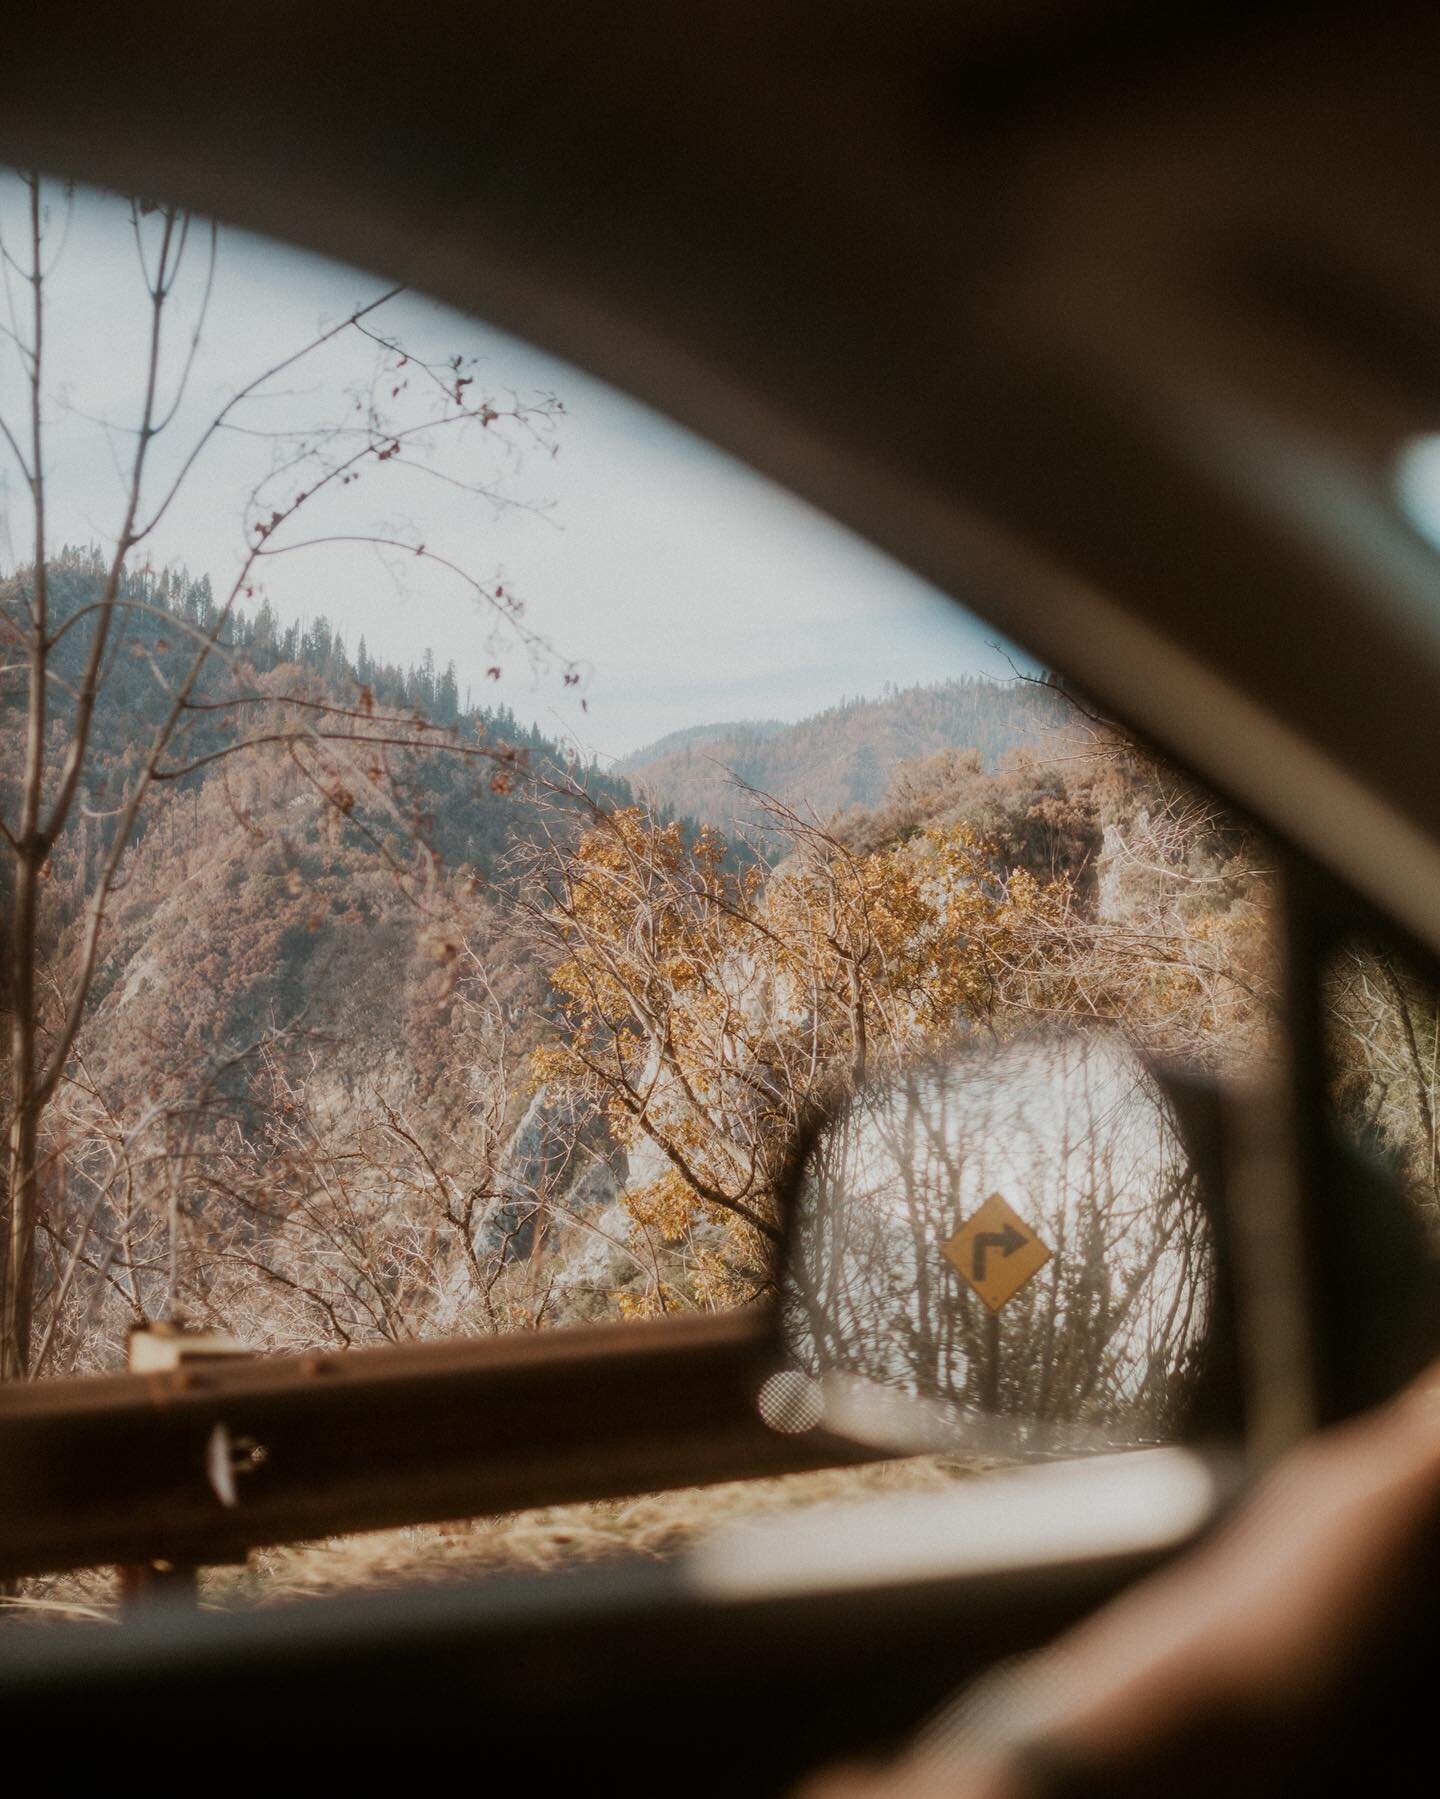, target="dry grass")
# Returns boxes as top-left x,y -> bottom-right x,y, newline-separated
4,1455 -> 975,1626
